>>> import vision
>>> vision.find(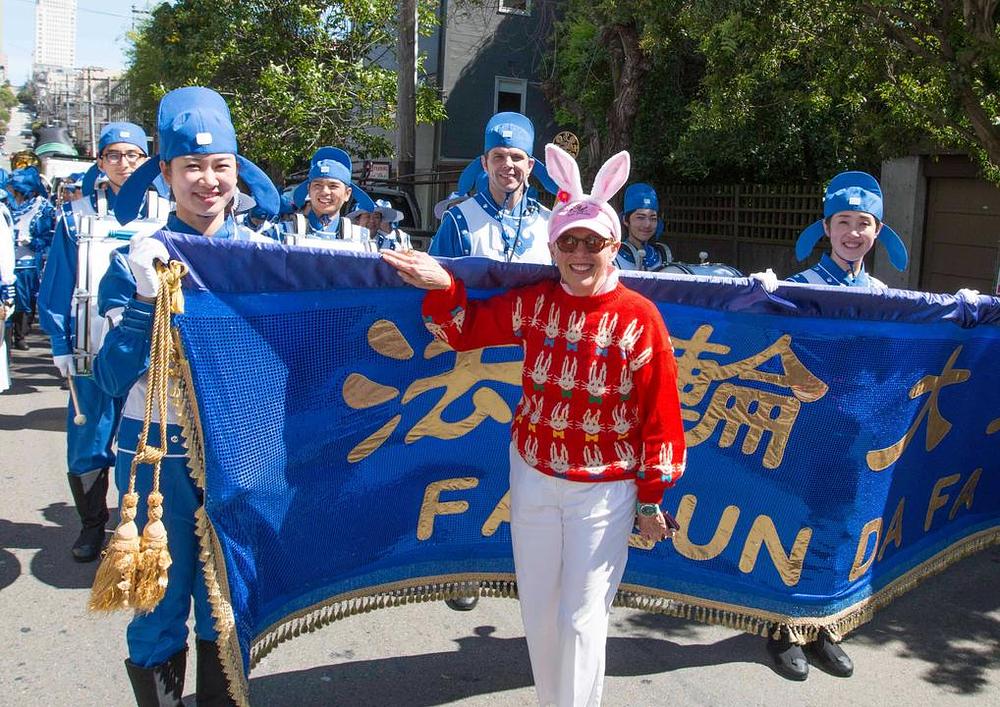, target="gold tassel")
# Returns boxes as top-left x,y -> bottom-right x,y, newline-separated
88,259 -> 187,615
133,490 -> 173,611
88,490 -> 140,611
